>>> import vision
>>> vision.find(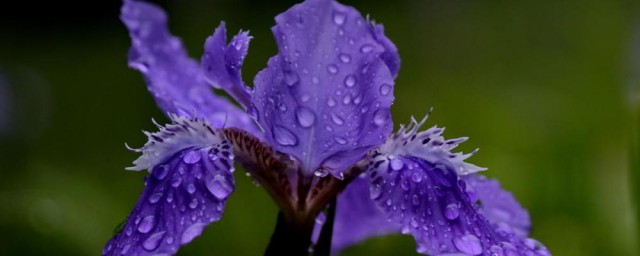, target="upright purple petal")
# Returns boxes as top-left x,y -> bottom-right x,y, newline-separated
104,117 -> 235,255
202,23 -> 252,108
464,175 -> 531,237
252,0 -> 399,176
121,0 -> 256,133
365,116 -> 550,255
